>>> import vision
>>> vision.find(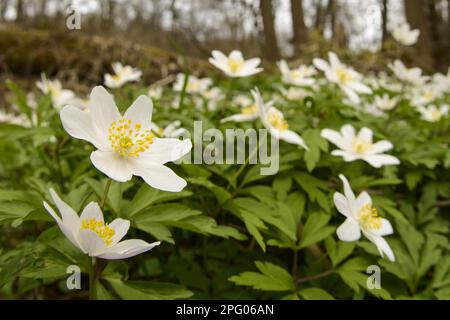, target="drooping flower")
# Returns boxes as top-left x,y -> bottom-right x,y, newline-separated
209,50 -> 263,78
173,73 -> 212,94
277,60 -> 316,86
36,74 -> 77,110
391,23 -> 420,46
104,62 -> 142,88
417,104 -> 449,122
43,189 -> 160,259
221,91 -> 262,123
321,124 -> 399,168
388,60 -> 429,86
254,89 -> 308,149
313,52 -> 372,103
334,175 -> 395,262
60,86 -> 192,192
